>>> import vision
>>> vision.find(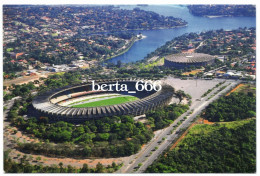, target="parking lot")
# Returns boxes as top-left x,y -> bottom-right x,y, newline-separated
162,77 -> 224,103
